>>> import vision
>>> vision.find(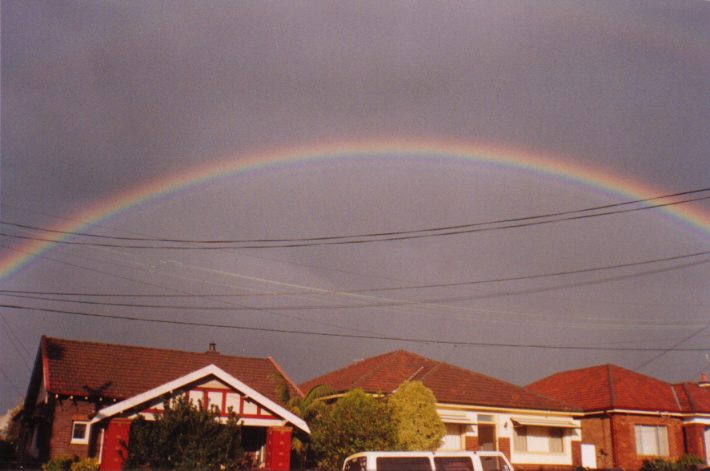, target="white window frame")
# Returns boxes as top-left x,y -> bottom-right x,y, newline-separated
71,421 -> 91,445
635,425 -> 669,457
